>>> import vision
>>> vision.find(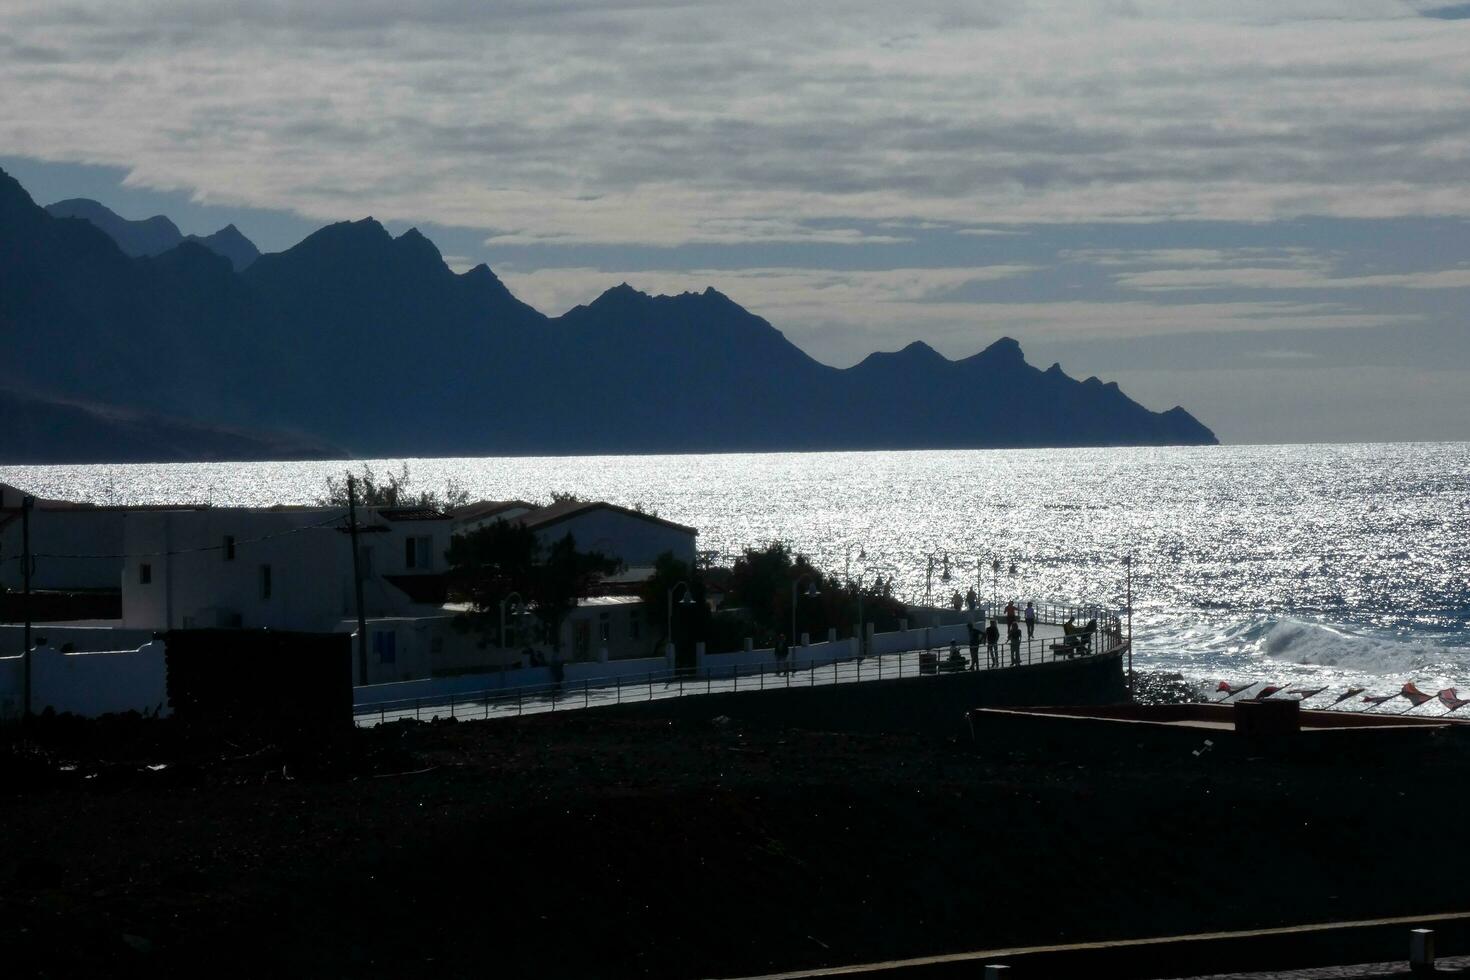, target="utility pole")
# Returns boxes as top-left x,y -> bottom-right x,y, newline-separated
1125,552 -> 1134,697
21,494 -> 33,718
347,475 -> 368,685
